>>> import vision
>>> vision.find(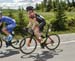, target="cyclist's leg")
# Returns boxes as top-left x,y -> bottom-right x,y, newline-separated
27,25 -> 41,47
39,22 -> 46,32
34,26 -> 47,48
2,24 -> 16,47
38,22 -> 46,40
34,26 -> 42,43
27,26 -> 40,47
6,24 -> 16,40
2,24 -> 16,34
